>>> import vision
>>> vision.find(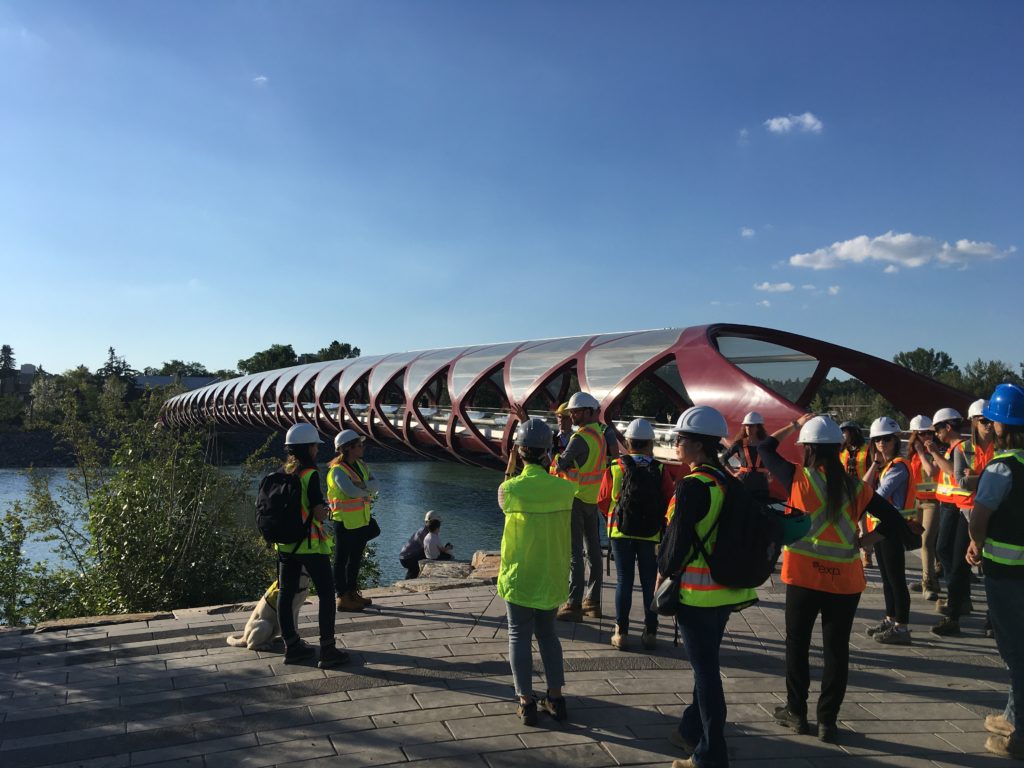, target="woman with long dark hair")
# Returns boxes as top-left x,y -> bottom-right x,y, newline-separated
759,415 -> 907,743
722,411 -> 772,500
